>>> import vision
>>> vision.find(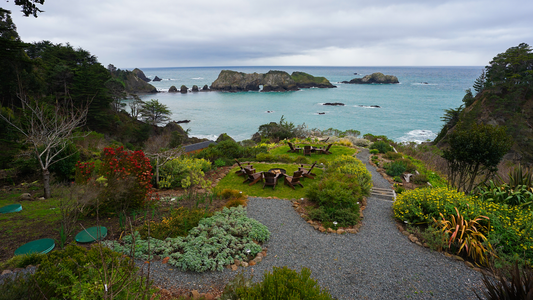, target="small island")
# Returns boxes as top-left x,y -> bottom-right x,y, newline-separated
210,70 -> 336,92
342,72 -> 399,84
